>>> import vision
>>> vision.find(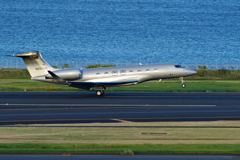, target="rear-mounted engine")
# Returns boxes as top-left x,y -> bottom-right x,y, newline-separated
46,68 -> 81,80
